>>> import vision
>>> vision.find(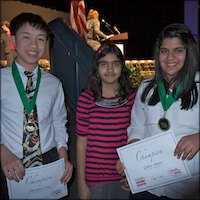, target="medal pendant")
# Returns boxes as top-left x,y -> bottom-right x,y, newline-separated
158,118 -> 170,131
